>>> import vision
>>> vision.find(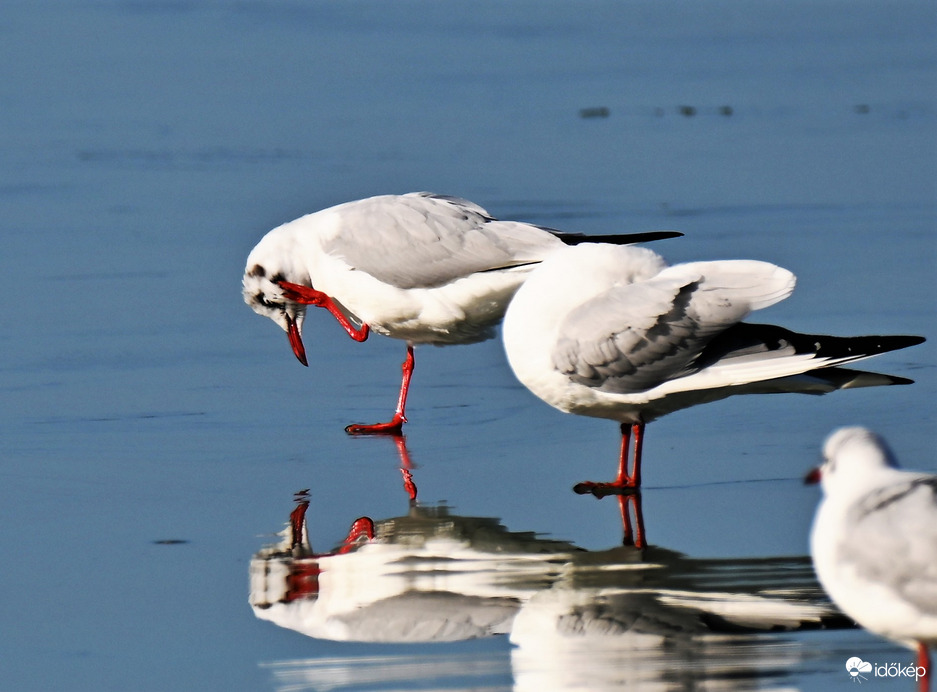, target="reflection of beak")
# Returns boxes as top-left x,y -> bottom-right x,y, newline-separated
285,314 -> 308,366
803,467 -> 821,485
